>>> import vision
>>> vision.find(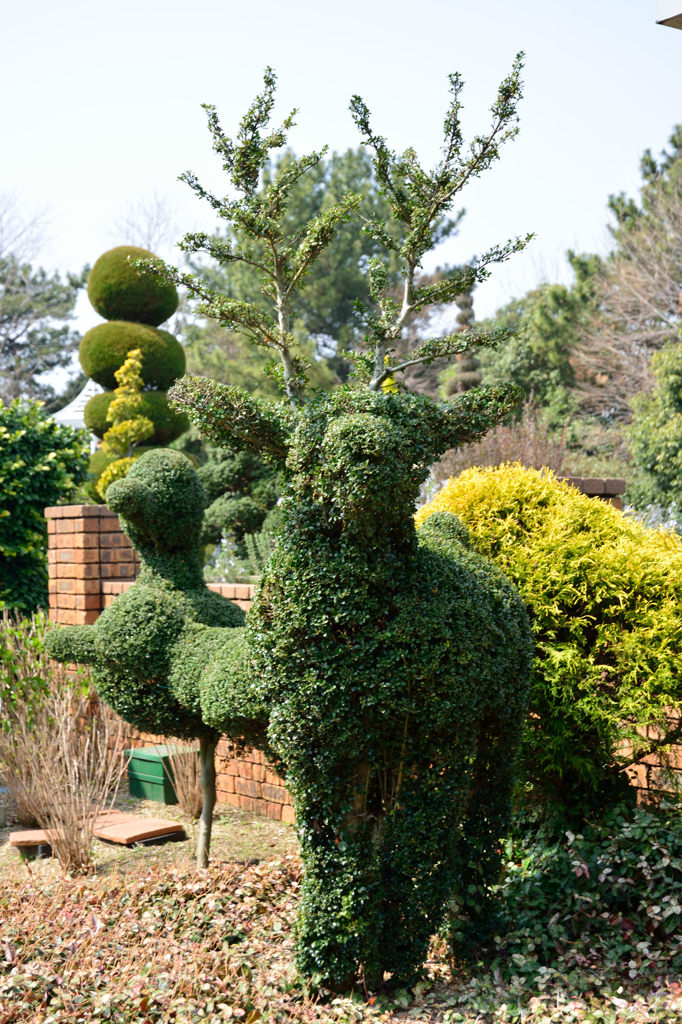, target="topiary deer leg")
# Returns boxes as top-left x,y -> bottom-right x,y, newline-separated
377,742 -> 476,987
451,714 -> 525,949
196,734 -> 219,869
